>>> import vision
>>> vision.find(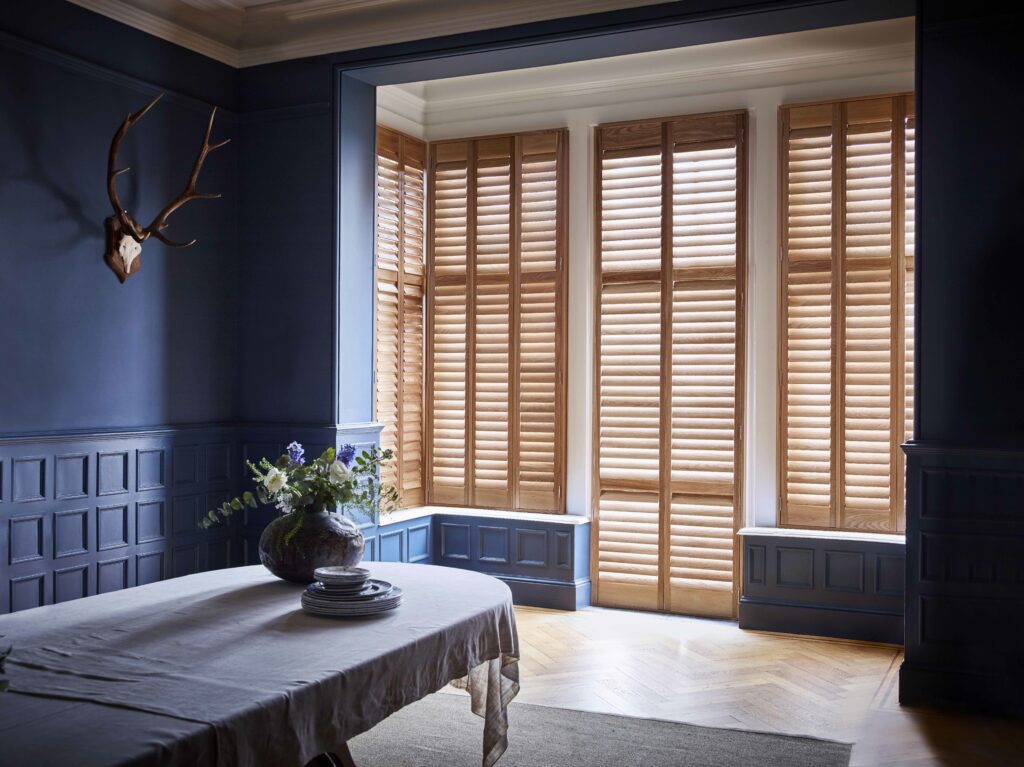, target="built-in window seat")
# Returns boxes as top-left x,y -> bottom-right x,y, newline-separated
364,506 -> 591,610
737,527 -> 905,644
